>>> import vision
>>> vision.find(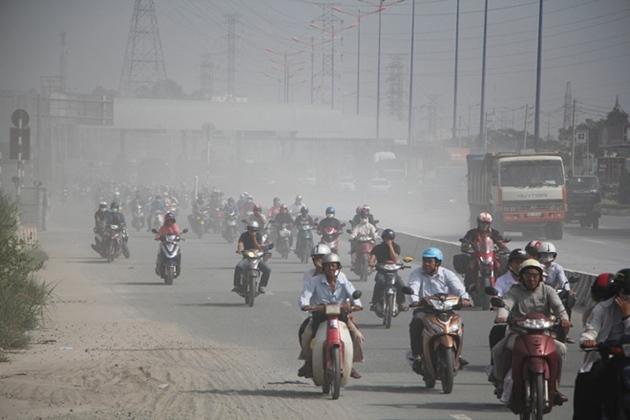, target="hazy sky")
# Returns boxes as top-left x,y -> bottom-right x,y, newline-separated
1,0 -> 629,137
